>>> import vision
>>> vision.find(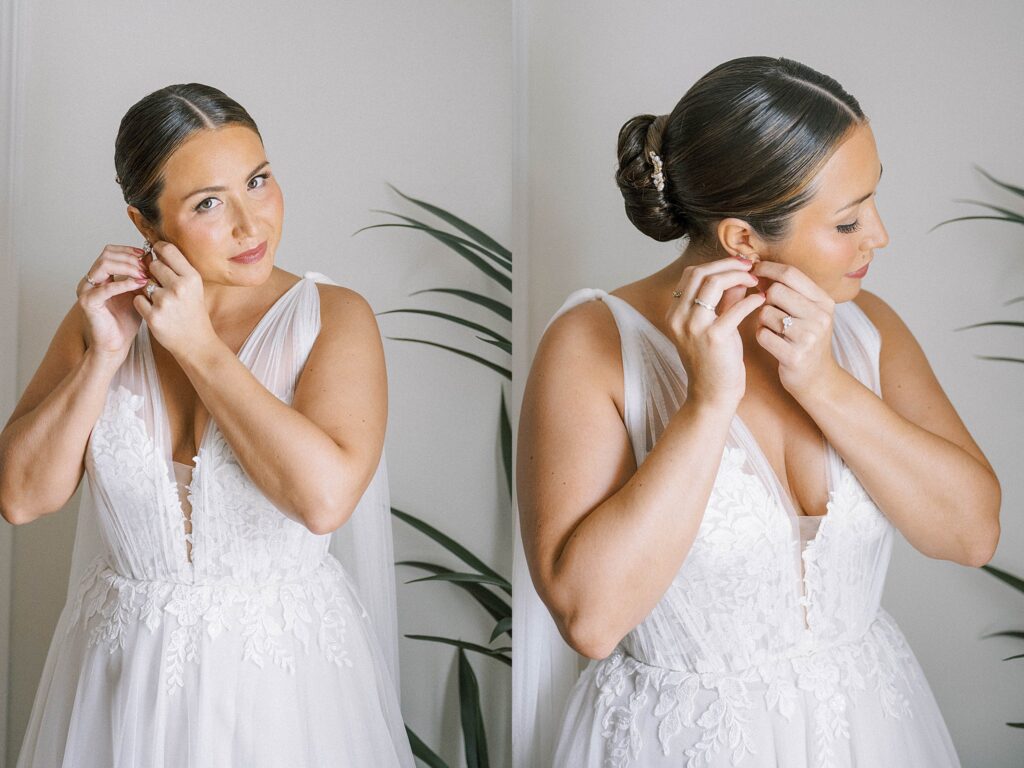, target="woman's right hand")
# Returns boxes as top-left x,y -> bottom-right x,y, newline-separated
665,255 -> 766,408
76,244 -> 150,362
